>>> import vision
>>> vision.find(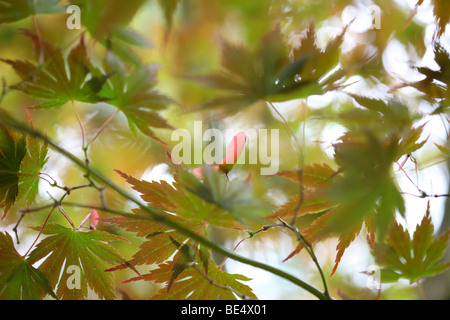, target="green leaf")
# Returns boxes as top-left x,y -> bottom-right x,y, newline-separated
0,232 -> 55,300
17,119 -> 48,205
27,223 -> 126,300
0,0 -> 64,24
100,53 -> 173,144
1,33 -> 108,109
373,202 -> 450,283
0,125 -> 26,219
